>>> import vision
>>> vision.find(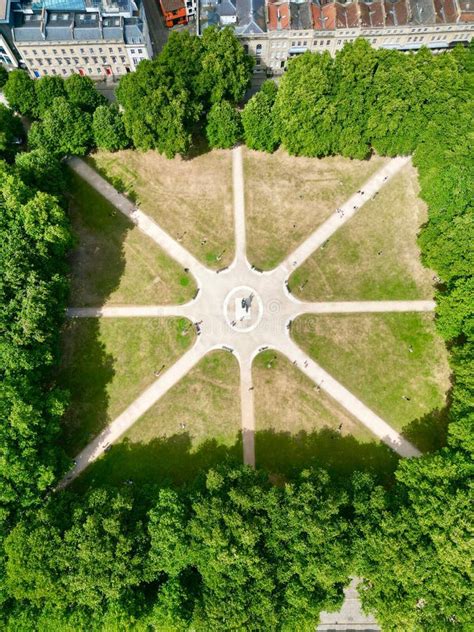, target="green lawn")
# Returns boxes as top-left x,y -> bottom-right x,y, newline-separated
57,317 -> 194,456
289,163 -> 434,300
74,351 -> 242,489
68,173 -> 195,307
253,351 -> 398,482
244,148 -> 389,270
292,313 -> 451,452
88,149 -> 235,269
